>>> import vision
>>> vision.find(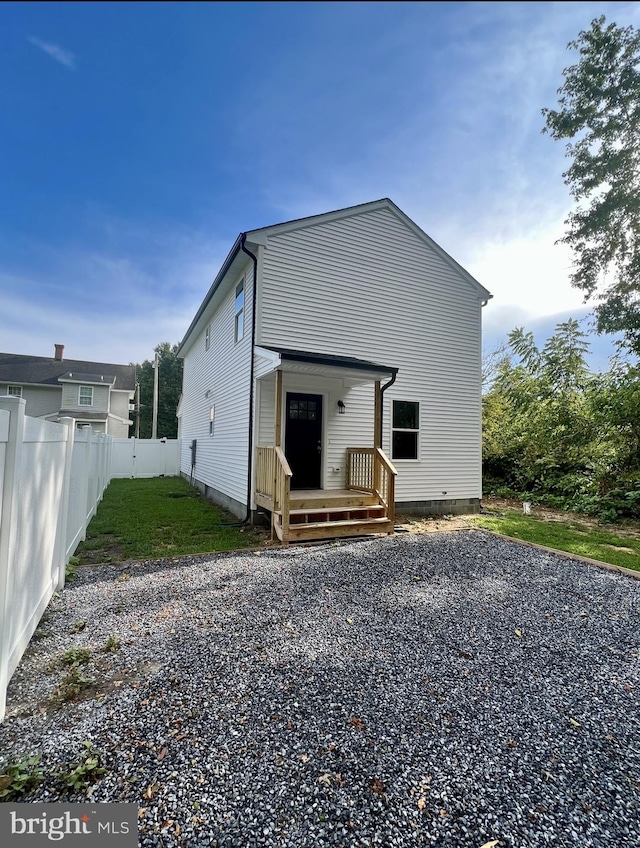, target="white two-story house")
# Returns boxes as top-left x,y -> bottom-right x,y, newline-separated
177,198 -> 492,542
0,345 -> 136,437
